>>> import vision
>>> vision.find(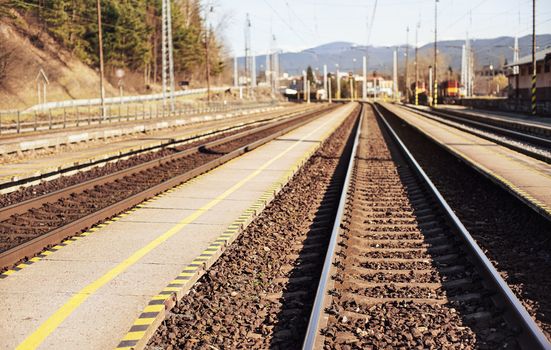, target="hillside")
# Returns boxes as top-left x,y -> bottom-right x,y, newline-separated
0,1 -> 226,110
0,15 -> 125,110
249,35 -> 551,76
